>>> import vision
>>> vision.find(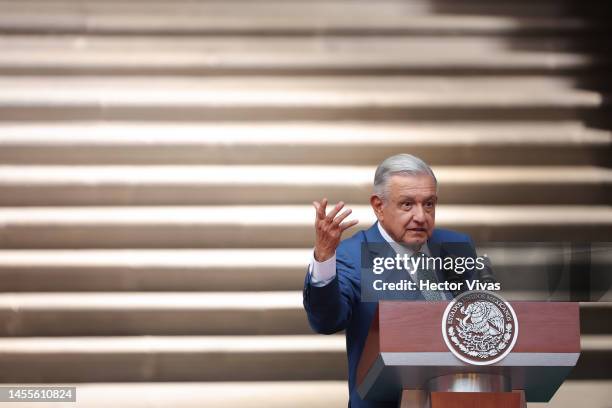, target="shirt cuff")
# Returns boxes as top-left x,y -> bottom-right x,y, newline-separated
309,250 -> 337,287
